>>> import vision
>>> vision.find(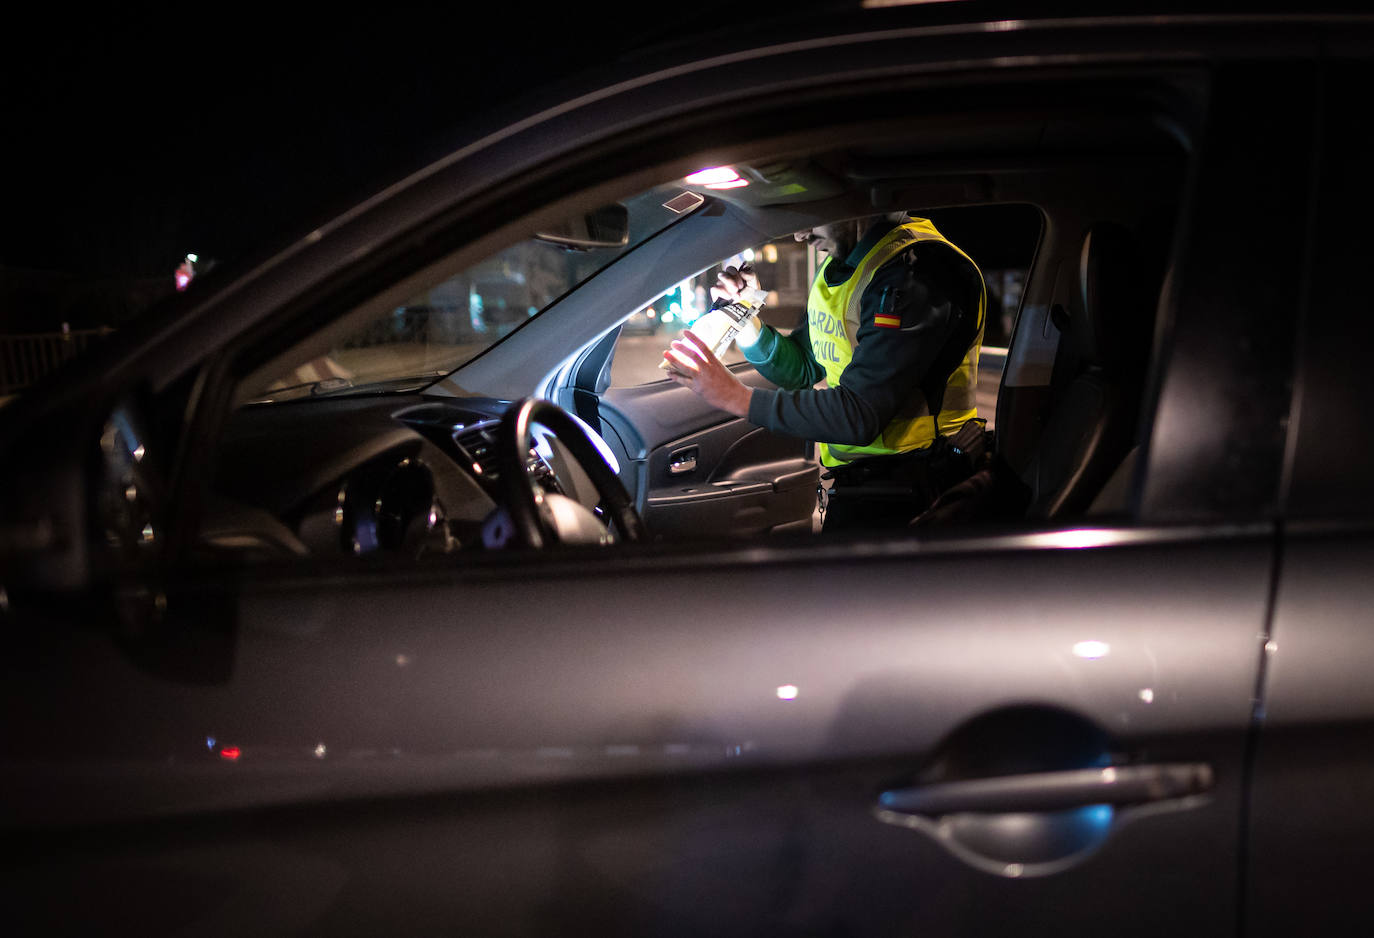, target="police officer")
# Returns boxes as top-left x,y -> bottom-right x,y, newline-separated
662,212 -> 987,532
